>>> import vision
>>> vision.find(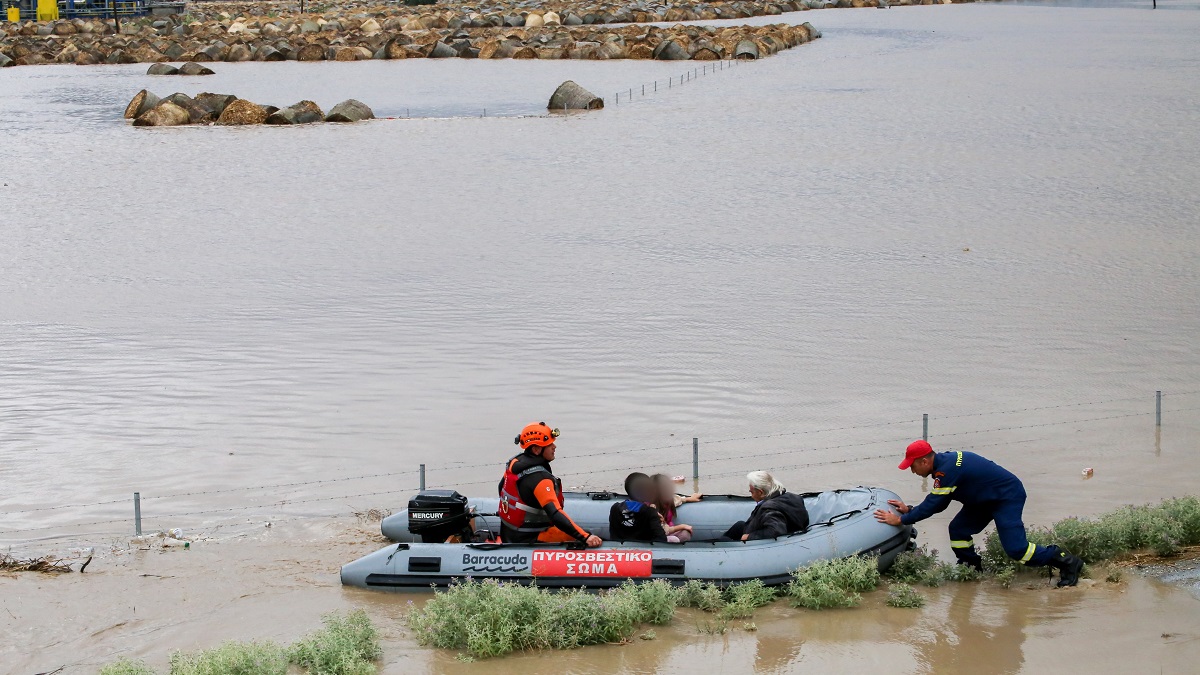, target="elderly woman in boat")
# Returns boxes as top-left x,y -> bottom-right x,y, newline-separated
720,471 -> 810,541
